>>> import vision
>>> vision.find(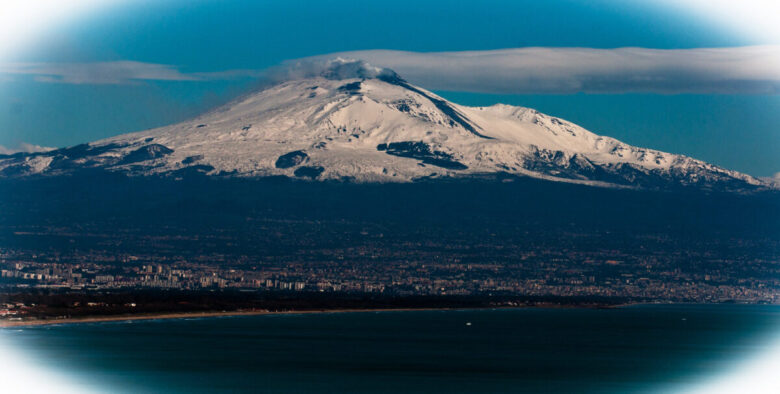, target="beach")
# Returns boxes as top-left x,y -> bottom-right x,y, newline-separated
0,307 -> 469,328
